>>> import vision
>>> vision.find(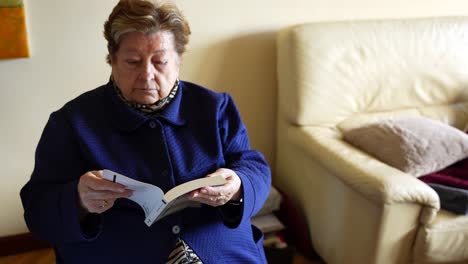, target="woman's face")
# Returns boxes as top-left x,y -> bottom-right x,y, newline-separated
111,31 -> 181,105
